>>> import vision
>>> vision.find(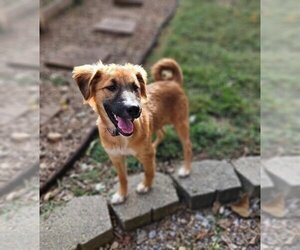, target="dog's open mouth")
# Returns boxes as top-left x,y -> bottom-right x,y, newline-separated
115,115 -> 134,135
104,105 -> 134,136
